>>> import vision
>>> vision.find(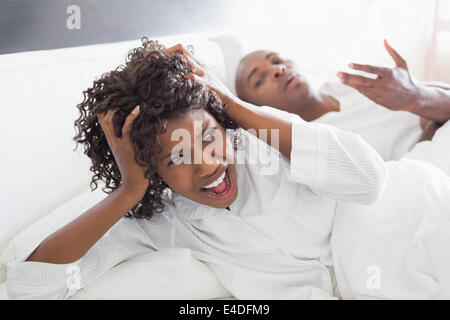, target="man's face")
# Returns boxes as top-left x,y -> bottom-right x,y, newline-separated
235,50 -> 311,113
155,109 -> 238,209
